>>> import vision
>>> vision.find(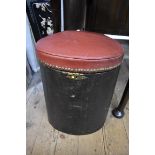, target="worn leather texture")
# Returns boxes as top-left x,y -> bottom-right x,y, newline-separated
40,62 -> 120,135
36,31 -> 124,70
